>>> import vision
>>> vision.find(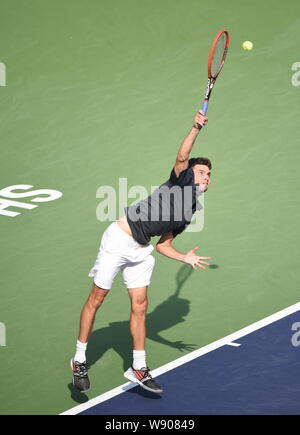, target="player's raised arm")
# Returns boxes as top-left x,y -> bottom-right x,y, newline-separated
174,111 -> 208,176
